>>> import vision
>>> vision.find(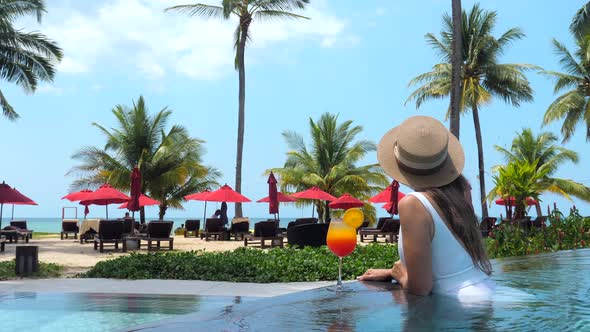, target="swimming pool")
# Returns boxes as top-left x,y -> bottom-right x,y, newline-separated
131,249 -> 590,331
0,292 -> 244,332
